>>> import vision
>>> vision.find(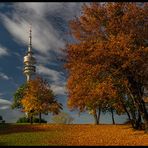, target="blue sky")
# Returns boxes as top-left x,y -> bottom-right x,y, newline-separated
0,2 -> 127,124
